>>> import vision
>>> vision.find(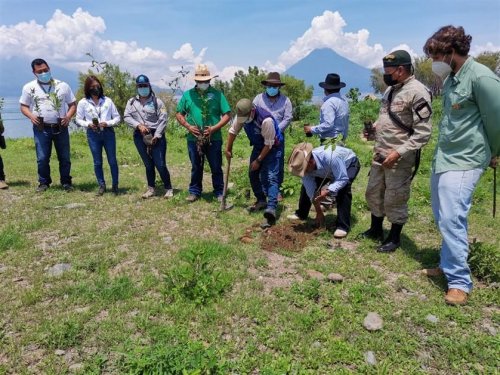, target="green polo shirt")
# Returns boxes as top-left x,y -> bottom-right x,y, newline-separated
176,86 -> 231,142
433,57 -> 500,174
